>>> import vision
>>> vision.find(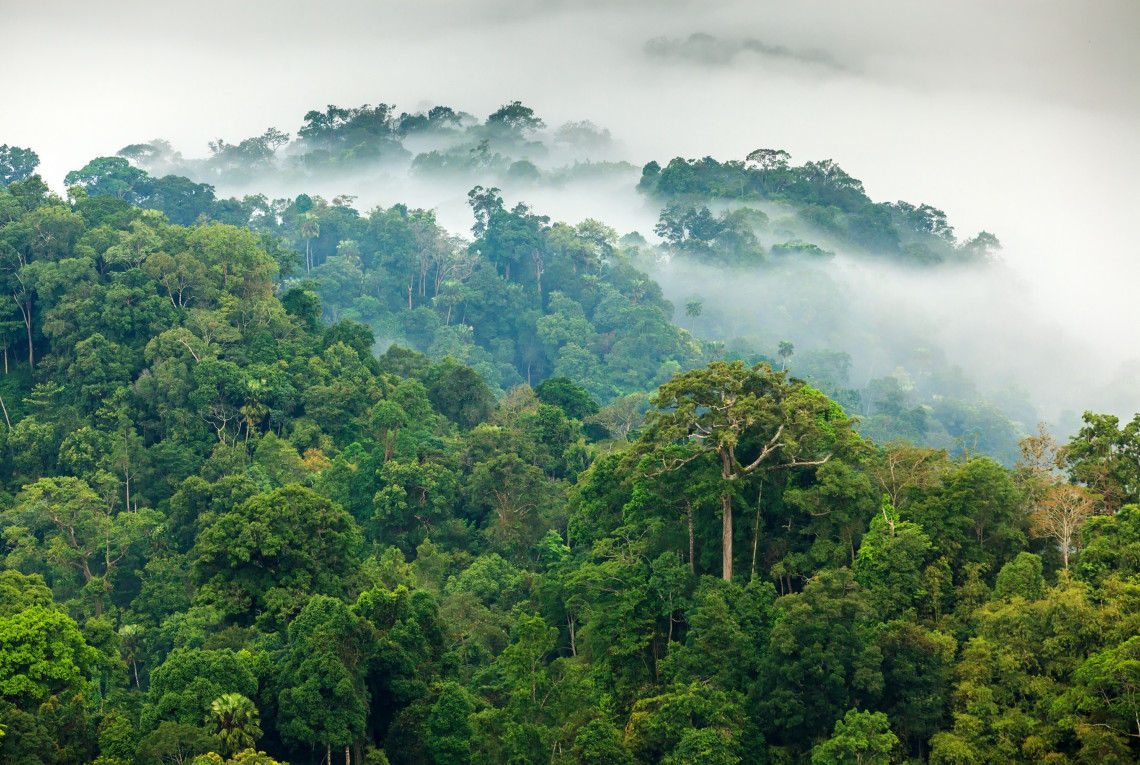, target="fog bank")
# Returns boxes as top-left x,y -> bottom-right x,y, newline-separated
5,0 -> 1138,427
